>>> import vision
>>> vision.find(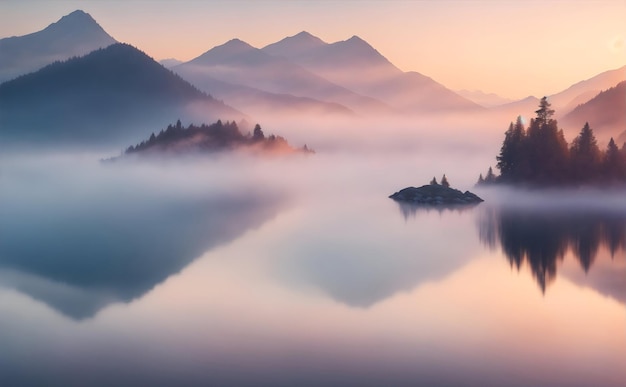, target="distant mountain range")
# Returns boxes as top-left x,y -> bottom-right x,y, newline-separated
0,43 -> 241,145
159,58 -> 183,68
263,32 -> 482,113
174,38 -> 390,116
564,81 -> 626,138
550,65 -> 625,113
456,90 -> 514,107
0,10 -> 116,84
490,65 -> 625,139
179,74 -> 354,117
0,9 -> 623,145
